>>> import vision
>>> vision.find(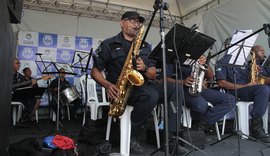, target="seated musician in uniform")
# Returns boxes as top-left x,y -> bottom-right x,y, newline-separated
215,46 -> 270,142
91,11 -> 159,154
166,55 -> 235,131
48,68 -> 81,119
12,58 -> 38,124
